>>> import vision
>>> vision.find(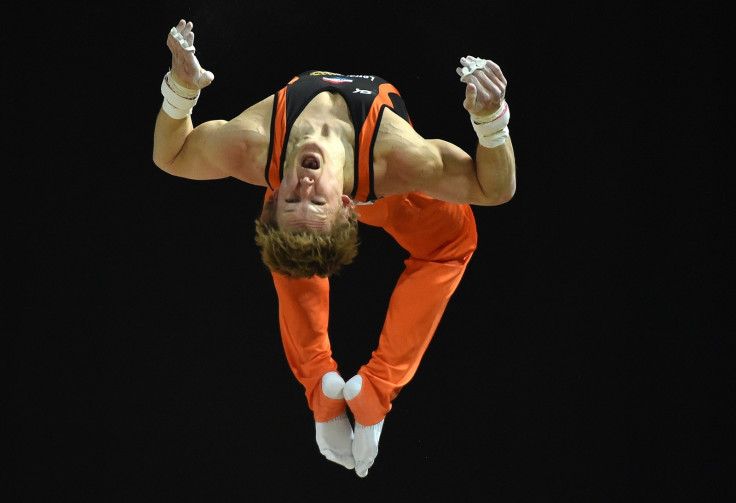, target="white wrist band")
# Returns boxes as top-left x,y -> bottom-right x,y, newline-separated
470,101 -> 510,148
160,71 -> 200,119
